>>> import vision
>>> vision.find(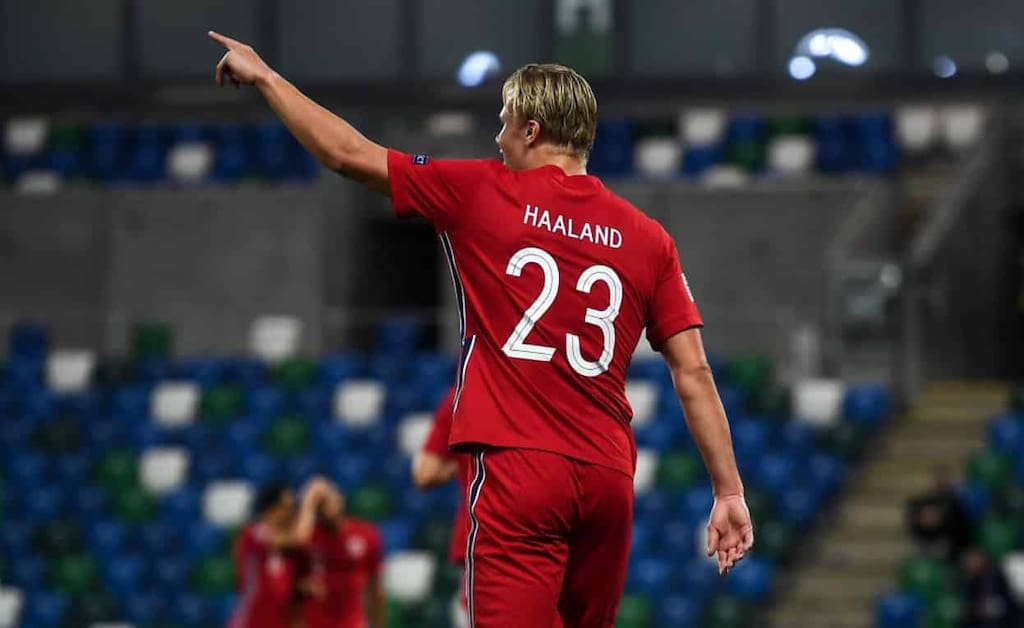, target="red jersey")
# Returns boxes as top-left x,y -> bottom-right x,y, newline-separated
388,150 -> 702,477
230,522 -> 301,628
422,387 -> 472,565
301,518 -> 383,628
